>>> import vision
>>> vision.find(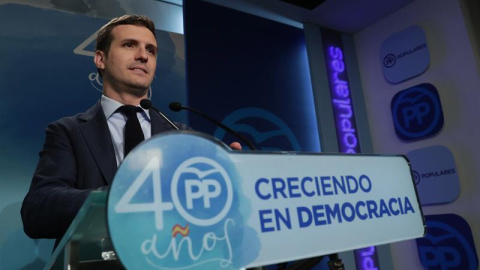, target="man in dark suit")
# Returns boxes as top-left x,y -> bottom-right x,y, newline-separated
20,15 -> 199,245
